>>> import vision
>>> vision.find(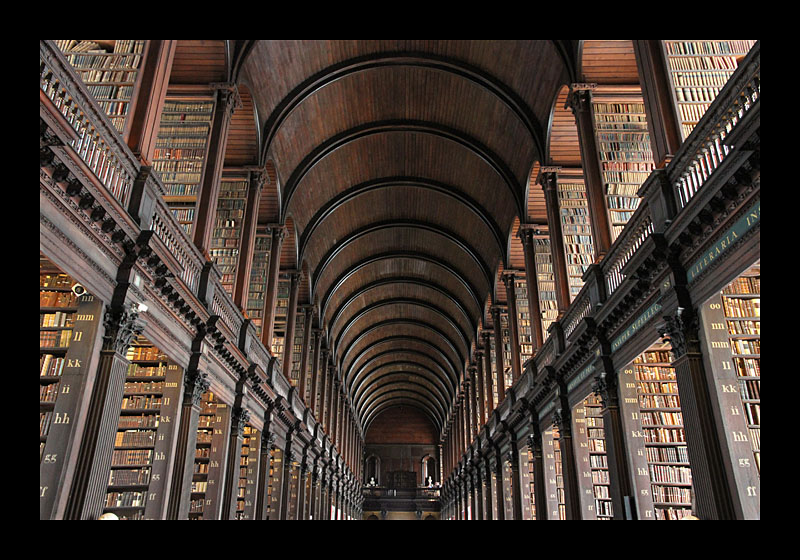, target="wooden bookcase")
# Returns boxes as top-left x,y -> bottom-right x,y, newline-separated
556,173 -> 595,301
103,337 -> 182,519
190,391 -> 229,520
210,174 -> 248,296
542,425 -> 566,520
153,96 -> 215,236
245,227 -> 272,337
40,255 -> 103,518
289,308 -> 306,387
236,425 -> 261,520
533,235 -> 558,339
267,447 -> 284,519
513,275 -> 534,366
499,312 -> 513,391
488,334 -> 500,407
591,87 -> 655,242
629,344 -> 692,520
525,447 -> 537,519
699,262 -> 760,517
722,269 -> 760,474
662,40 -> 757,140
55,40 -> 145,134
581,394 -> 613,519
270,276 -> 290,358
